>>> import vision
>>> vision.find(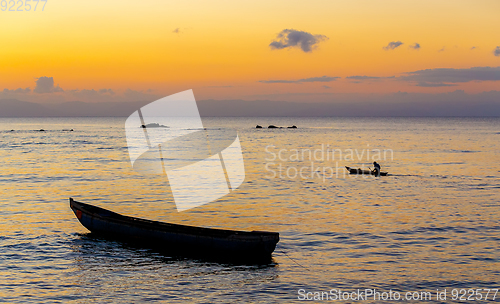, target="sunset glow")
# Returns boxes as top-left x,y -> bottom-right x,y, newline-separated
1,0 -> 499,103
